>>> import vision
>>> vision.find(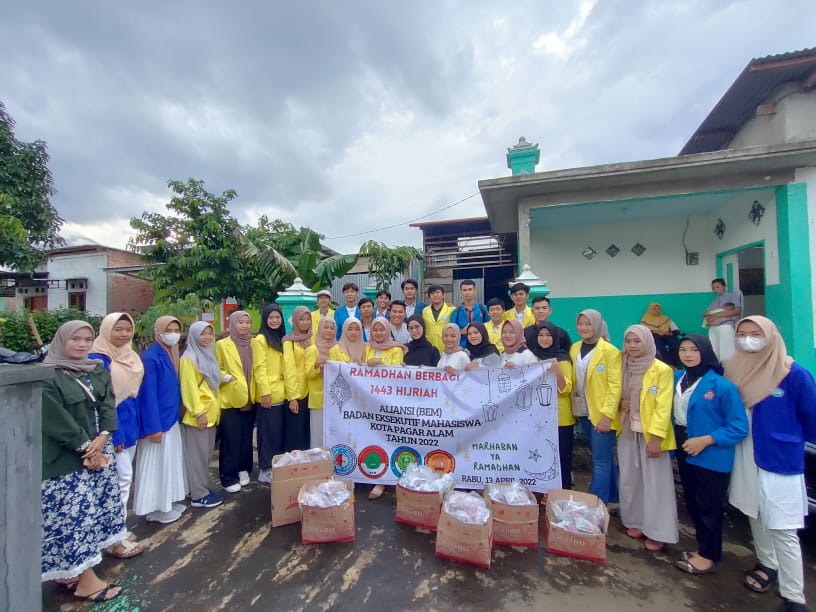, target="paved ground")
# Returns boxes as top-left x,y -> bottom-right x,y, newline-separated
43,446 -> 816,611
